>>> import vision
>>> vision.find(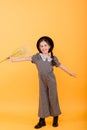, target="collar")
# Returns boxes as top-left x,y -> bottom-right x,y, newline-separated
39,53 -> 52,62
